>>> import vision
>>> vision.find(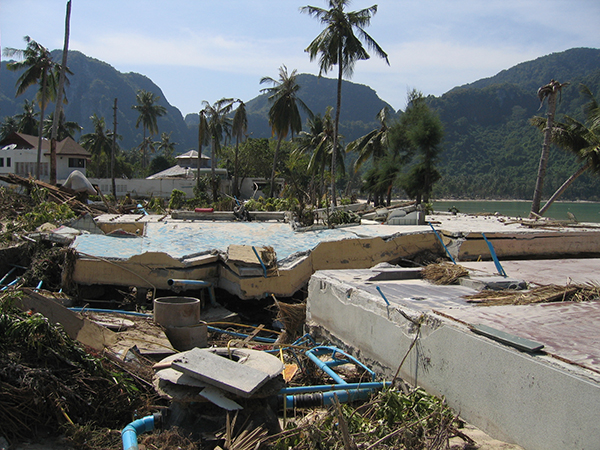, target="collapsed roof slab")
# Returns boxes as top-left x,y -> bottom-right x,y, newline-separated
71,213 -> 600,299
306,266 -> 600,450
